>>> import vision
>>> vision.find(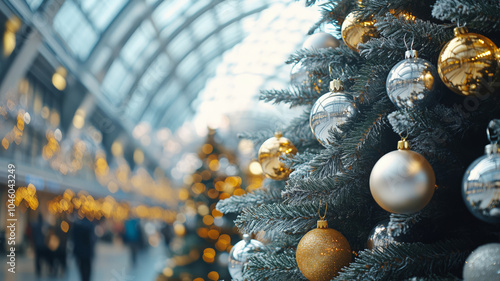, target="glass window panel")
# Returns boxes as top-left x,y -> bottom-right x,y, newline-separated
176,52 -> 200,81
134,40 -> 160,72
102,60 -> 128,100
121,20 -> 155,67
184,0 -> 211,17
152,1 -> 189,28
190,11 -> 216,41
214,2 -> 239,25
197,35 -> 219,61
157,79 -> 182,108
87,0 -> 128,31
167,31 -> 193,58
219,23 -> 243,49
25,0 -> 44,11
